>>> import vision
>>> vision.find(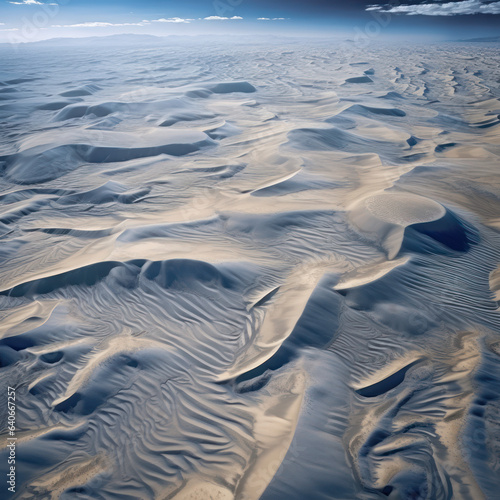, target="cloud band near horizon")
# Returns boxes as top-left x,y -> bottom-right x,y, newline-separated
367,0 -> 500,16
